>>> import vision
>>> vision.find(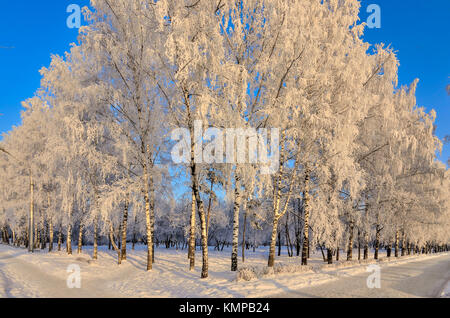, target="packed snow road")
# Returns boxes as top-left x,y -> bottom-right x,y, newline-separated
273,253 -> 450,298
0,247 -> 119,297
0,244 -> 448,298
